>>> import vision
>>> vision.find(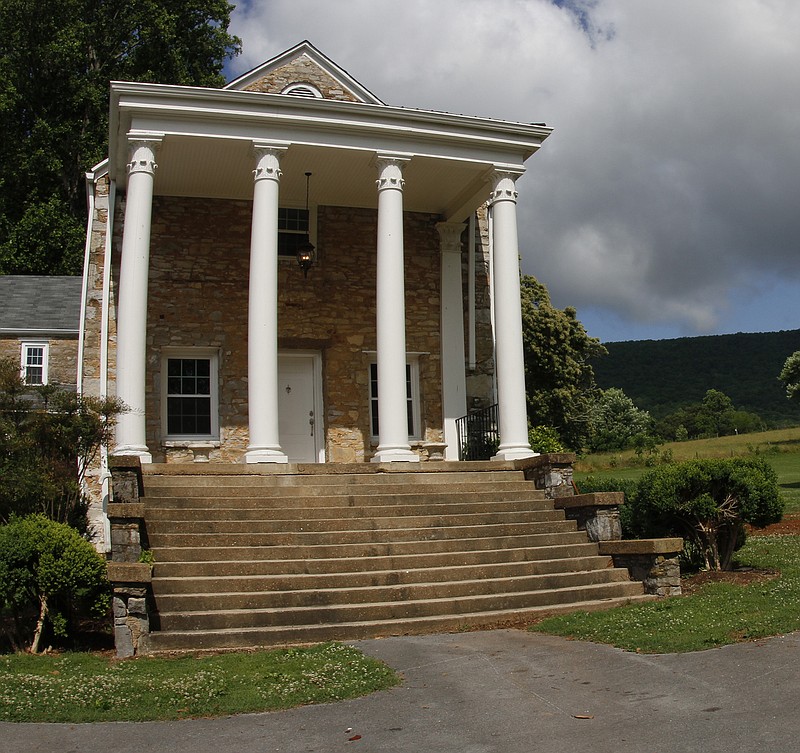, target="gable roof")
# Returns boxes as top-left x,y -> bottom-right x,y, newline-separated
224,40 -> 385,105
0,276 -> 82,336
